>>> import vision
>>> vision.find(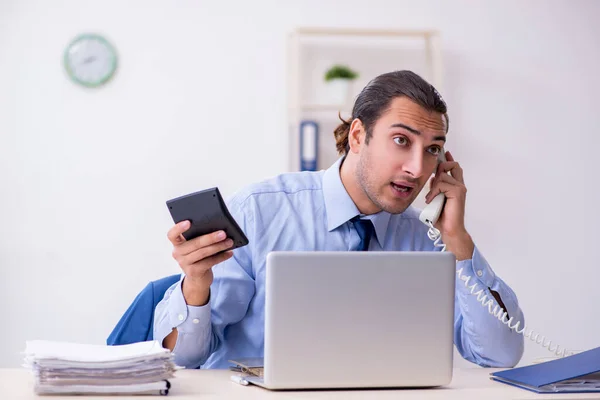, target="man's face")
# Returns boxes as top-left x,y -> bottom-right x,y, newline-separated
355,97 -> 447,214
